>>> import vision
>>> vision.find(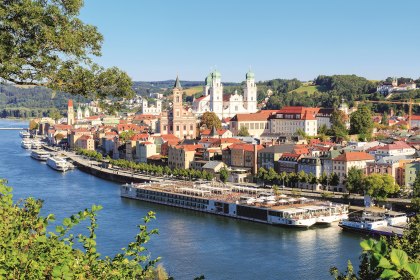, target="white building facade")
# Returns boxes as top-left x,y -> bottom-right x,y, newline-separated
192,70 -> 258,119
